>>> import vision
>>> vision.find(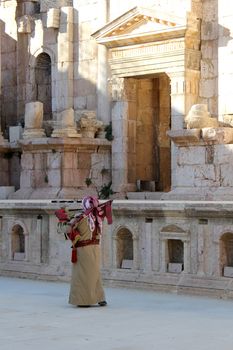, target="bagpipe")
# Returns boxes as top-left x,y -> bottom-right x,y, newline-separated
55,199 -> 113,241
55,199 -> 113,263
